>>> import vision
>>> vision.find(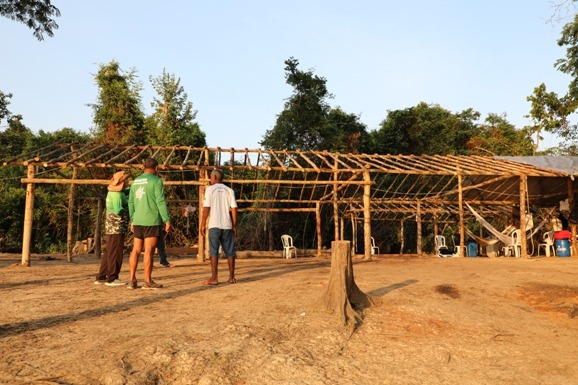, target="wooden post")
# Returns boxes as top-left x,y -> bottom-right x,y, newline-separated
316,240 -> 376,328
416,202 -> 422,255
350,213 -> 356,255
94,197 -> 104,259
66,166 -> 78,262
458,173 -> 465,257
400,220 -> 405,254
21,164 -> 36,266
363,171 -> 371,261
567,178 -> 576,257
316,202 -> 322,257
197,170 -> 207,263
520,175 -> 528,258
333,159 -> 339,243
